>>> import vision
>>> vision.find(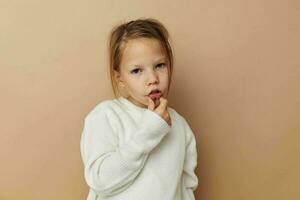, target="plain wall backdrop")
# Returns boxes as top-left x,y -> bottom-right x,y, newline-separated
0,0 -> 300,199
